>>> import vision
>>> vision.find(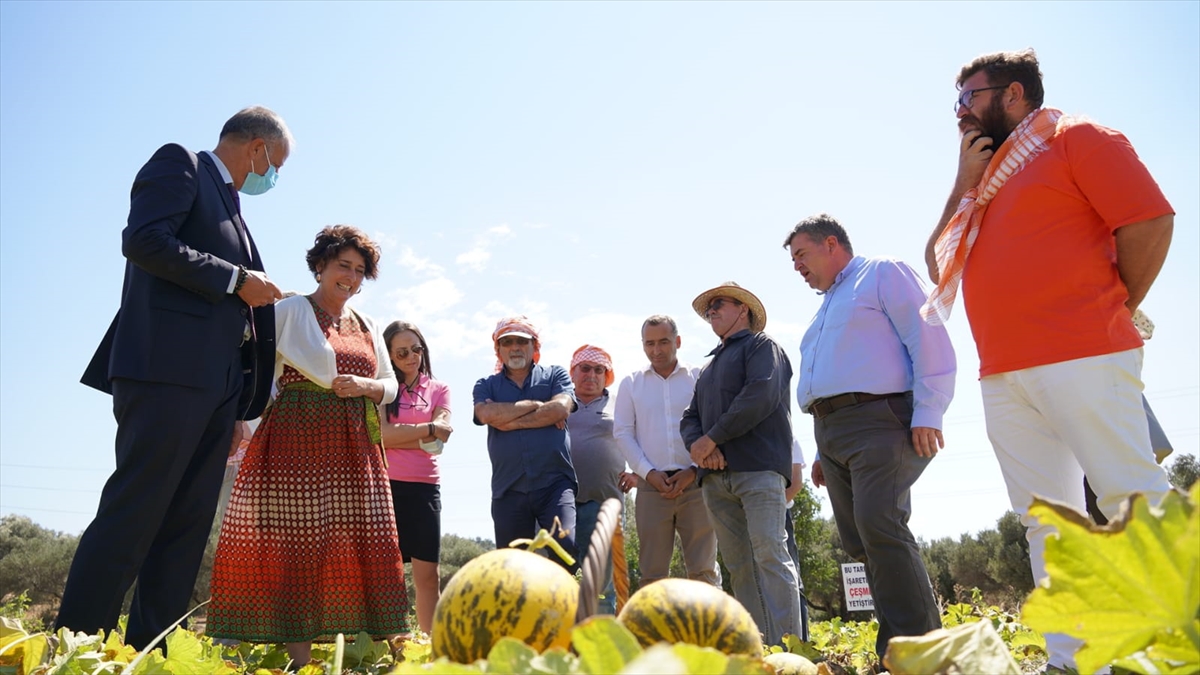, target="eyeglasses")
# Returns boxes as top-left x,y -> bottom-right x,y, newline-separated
392,345 -> 424,359
498,337 -> 531,347
397,388 -> 429,410
954,85 -> 1008,113
705,297 -> 742,318
576,364 -> 608,375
